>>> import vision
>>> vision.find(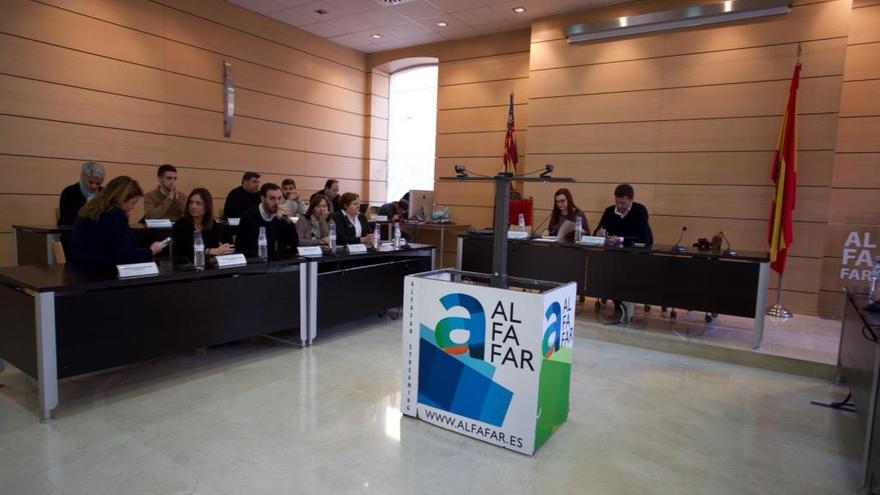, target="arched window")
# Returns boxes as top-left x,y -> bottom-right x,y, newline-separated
386,64 -> 438,202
